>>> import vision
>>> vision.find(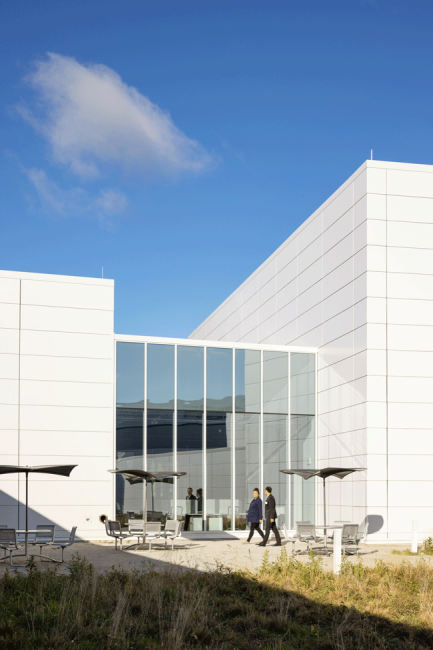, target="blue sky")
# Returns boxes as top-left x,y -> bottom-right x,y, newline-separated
2,0 -> 433,337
